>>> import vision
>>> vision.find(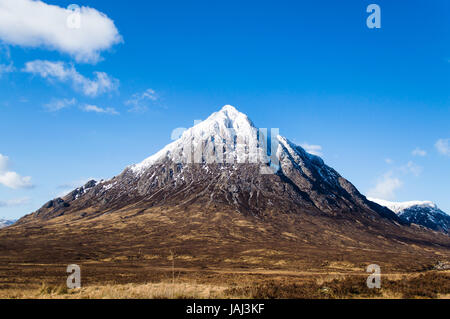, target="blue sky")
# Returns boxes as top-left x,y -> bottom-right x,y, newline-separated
0,0 -> 449,219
